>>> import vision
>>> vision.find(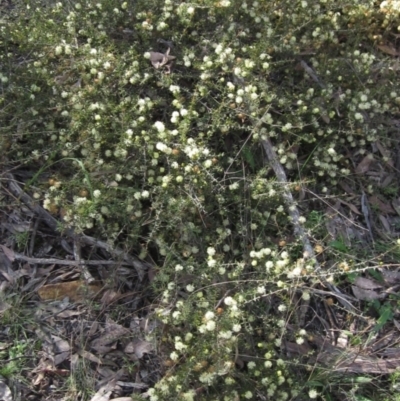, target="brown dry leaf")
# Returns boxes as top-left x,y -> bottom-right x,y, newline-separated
130,339 -> 153,358
70,353 -> 80,370
78,349 -> 103,364
380,269 -> 400,285
147,266 -> 158,282
0,376 -> 12,401
0,300 -> 11,314
51,334 -> 70,365
339,180 -> 356,195
380,173 -> 394,188
101,289 -> 121,305
339,199 -> 362,215
369,195 -> 395,214
0,253 -> 15,283
355,154 -> 374,174
0,343 -> 10,351
351,277 -> 386,301
90,386 -> 113,401
140,316 -> 163,333
0,244 -> 15,262
91,319 -> 131,353
52,335 -> 70,353
392,198 -> 400,216
38,280 -> 103,302
90,378 -> 119,401
378,214 -> 391,233
376,44 -> 399,56
57,309 -> 84,318
375,141 -> 394,167
110,398 -> 136,401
